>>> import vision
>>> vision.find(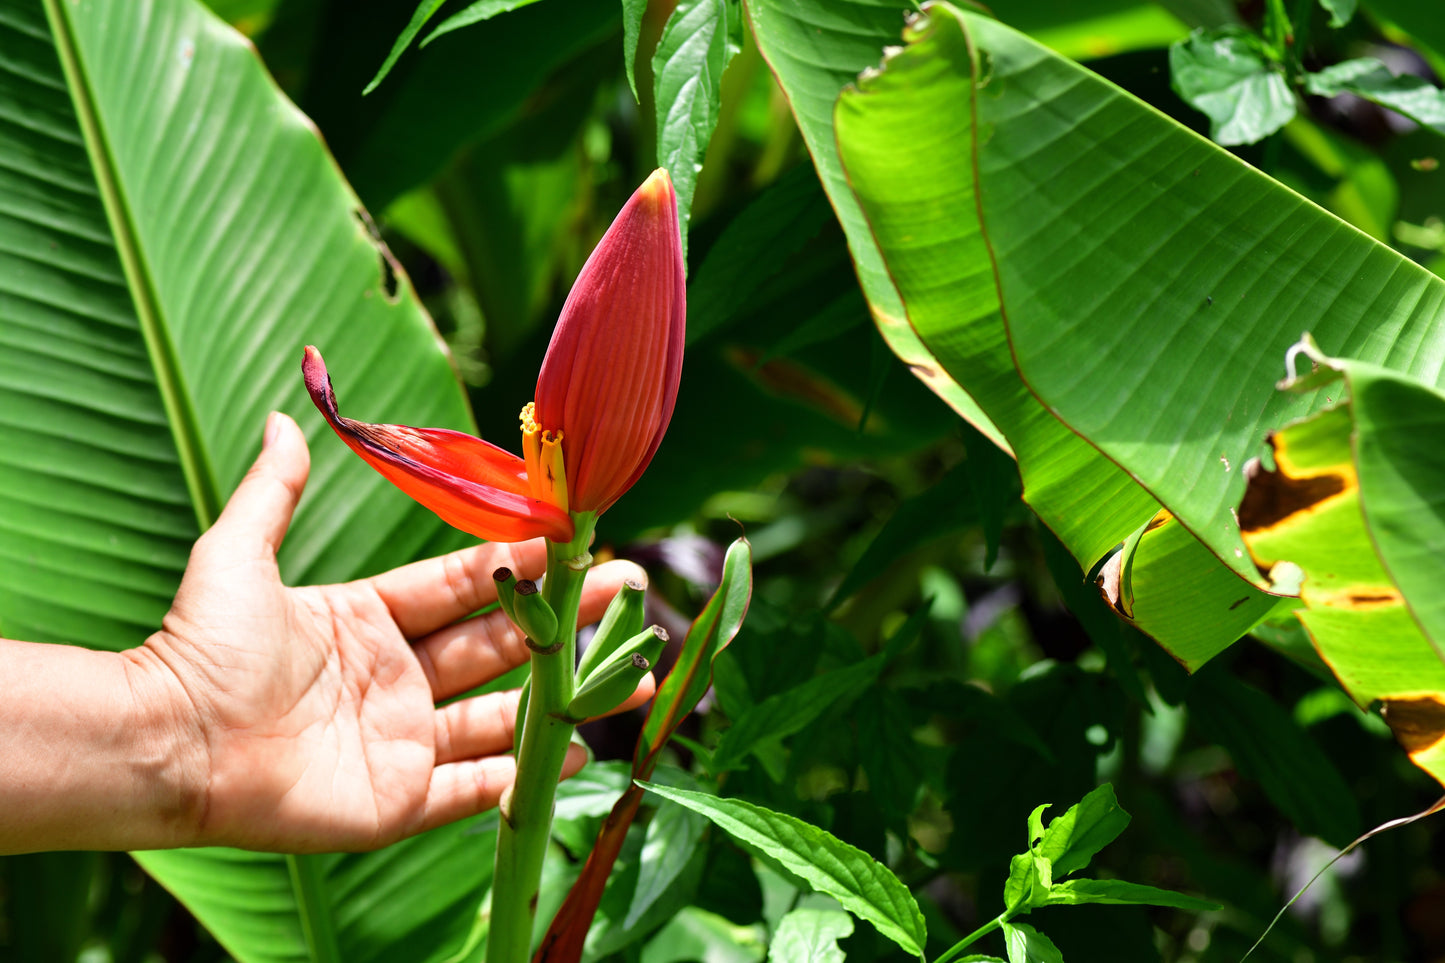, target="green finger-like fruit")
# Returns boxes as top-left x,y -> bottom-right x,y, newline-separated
511,578 -> 559,646
575,576 -> 648,682
566,625 -> 668,719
